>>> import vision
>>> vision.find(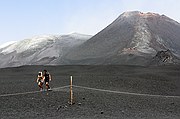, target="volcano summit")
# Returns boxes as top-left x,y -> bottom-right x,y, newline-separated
64,11 -> 180,65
